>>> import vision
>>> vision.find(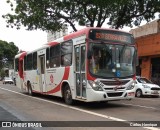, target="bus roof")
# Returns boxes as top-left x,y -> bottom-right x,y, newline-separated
28,44 -> 49,54
15,27 -> 132,58
15,51 -> 27,61
47,27 -> 131,45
